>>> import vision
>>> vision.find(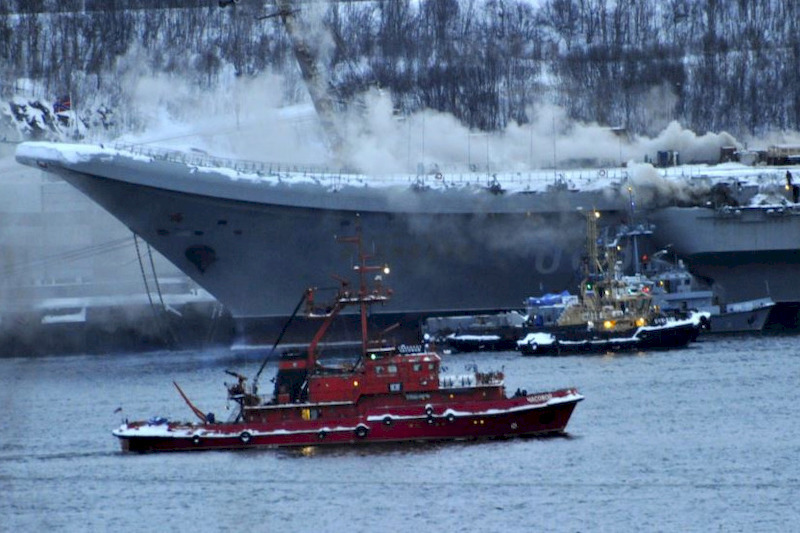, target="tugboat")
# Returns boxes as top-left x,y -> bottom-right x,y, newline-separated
112,225 -> 584,453
422,311 -> 527,353
517,211 -> 703,356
